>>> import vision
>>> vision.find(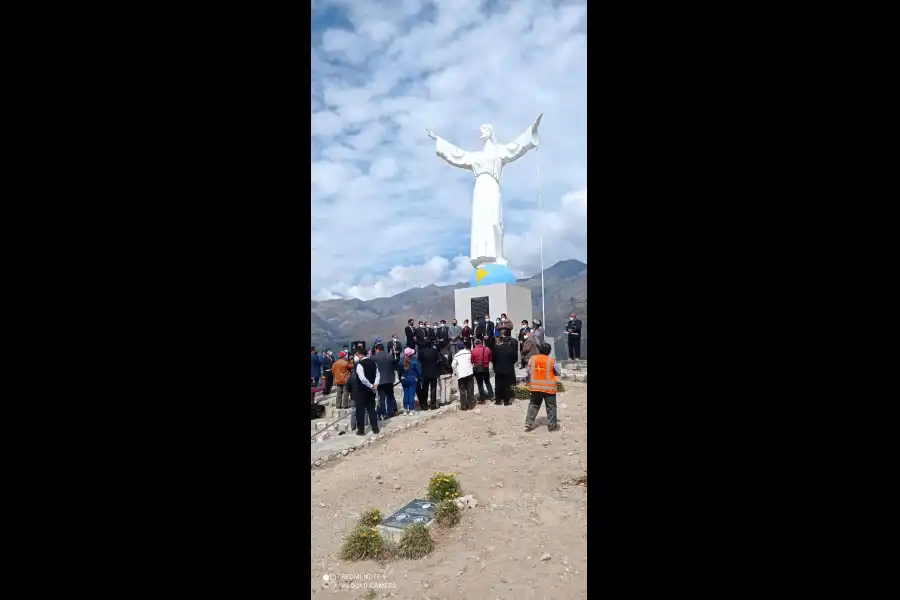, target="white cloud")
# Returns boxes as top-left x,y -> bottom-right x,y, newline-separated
312,0 -> 587,299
